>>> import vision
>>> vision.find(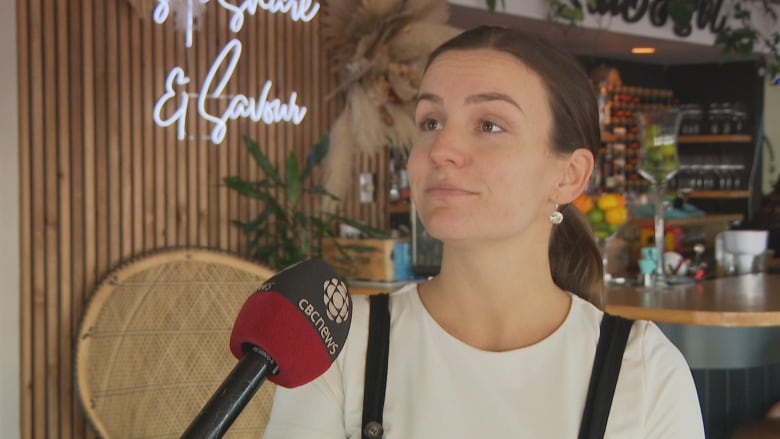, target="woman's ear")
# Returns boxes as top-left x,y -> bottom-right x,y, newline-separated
555,148 -> 595,204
